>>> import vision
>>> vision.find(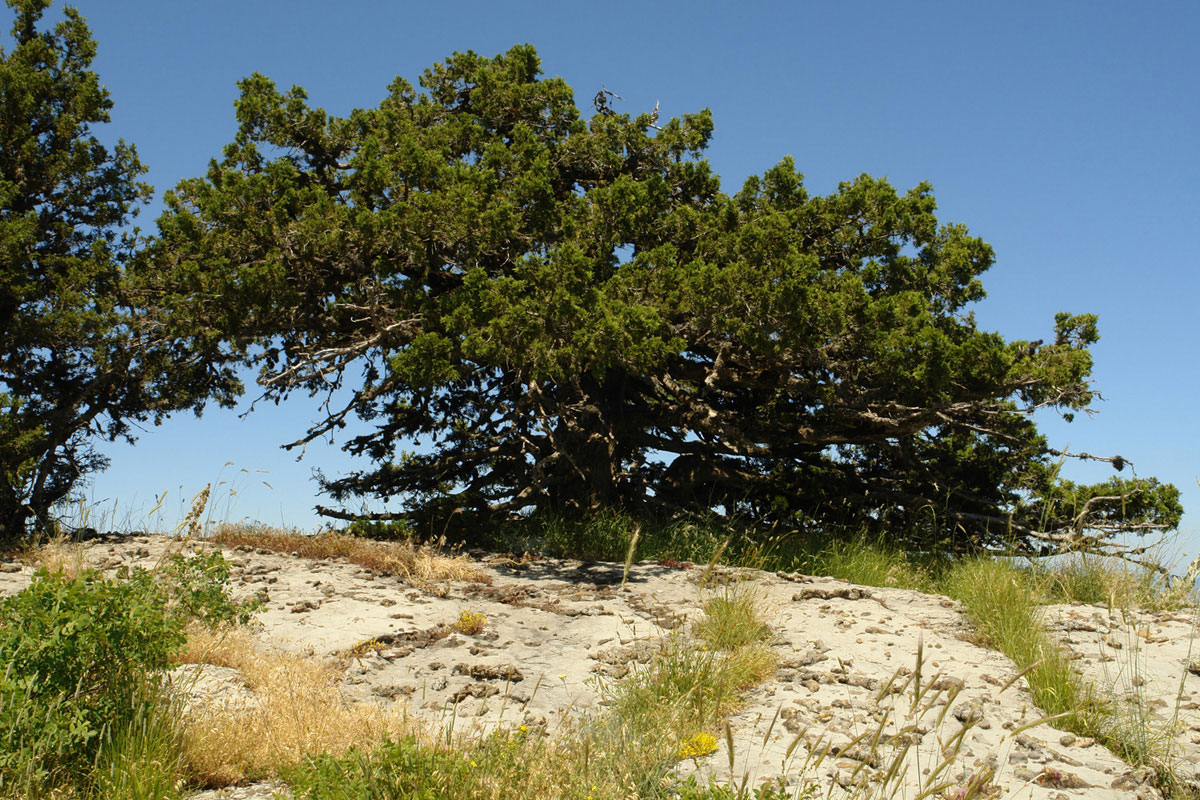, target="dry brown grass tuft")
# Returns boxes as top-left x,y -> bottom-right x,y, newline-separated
207,522 -> 488,587
174,622 -> 258,669
175,624 -> 415,786
24,532 -> 86,577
